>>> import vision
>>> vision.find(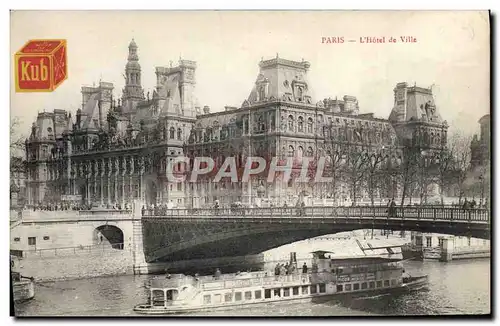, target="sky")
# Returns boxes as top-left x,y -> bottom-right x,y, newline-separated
10,10 -> 490,139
